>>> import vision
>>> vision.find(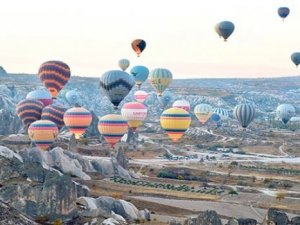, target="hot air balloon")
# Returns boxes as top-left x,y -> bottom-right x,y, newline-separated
28,120 -> 59,150
66,90 -> 80,106
173,100 -> 190,112
26,89 -> 53,106
118,59 -> 130,71
234,103 -> 256,128
63,107 -> 92,139
130,65 -> 149,88
134,90 -> 148,103
149,68 -> 173,96
276,104 -> 295,124
213,108 -> 229,120
16,99 -> 44,128
98,114 -> 128,147
215,21 -> 235,41
291,53 -> 300,67
121,102 -> 147,130
131,39 -> 146,57
211,113 -> 221,123
99,70 -> 135,109
160,108 -> 191,142
159,90 -> 173,107
278,7 -> 290,20
194,104 -> 213,124
41,103 -> 67,129
38,61 -> 71,99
